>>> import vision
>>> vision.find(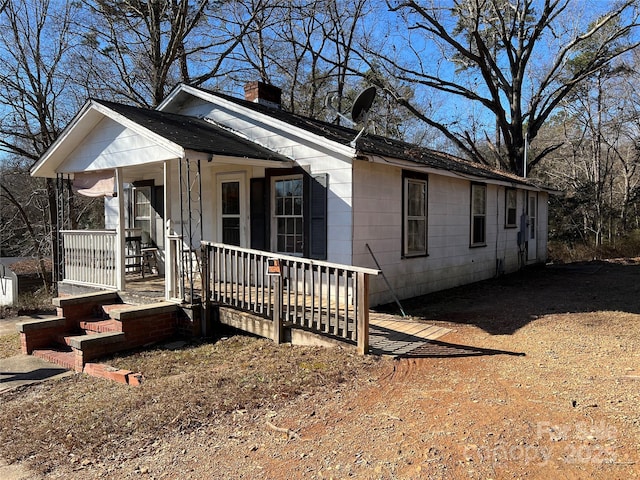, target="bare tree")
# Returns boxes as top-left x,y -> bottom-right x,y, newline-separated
0,0 -> 85,288
536,49 -> 640,247
232,0 -> 380,122
362,0 -> 640,176
79,0 -> 271,107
